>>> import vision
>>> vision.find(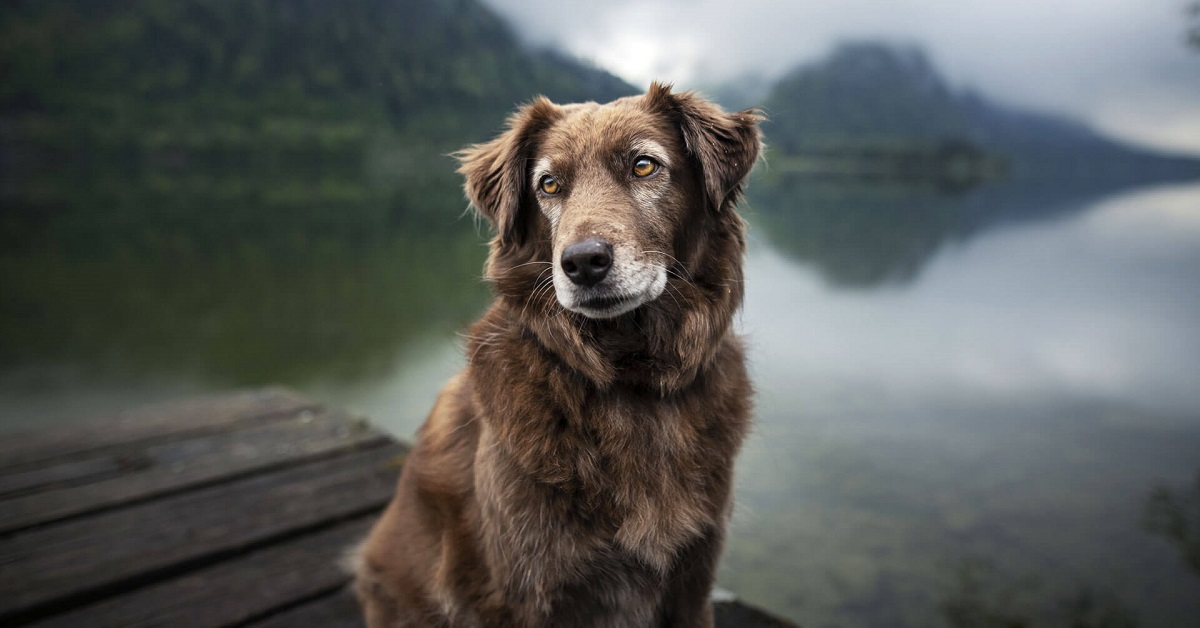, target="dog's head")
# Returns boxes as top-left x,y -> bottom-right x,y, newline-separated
457,83 -> 761,320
